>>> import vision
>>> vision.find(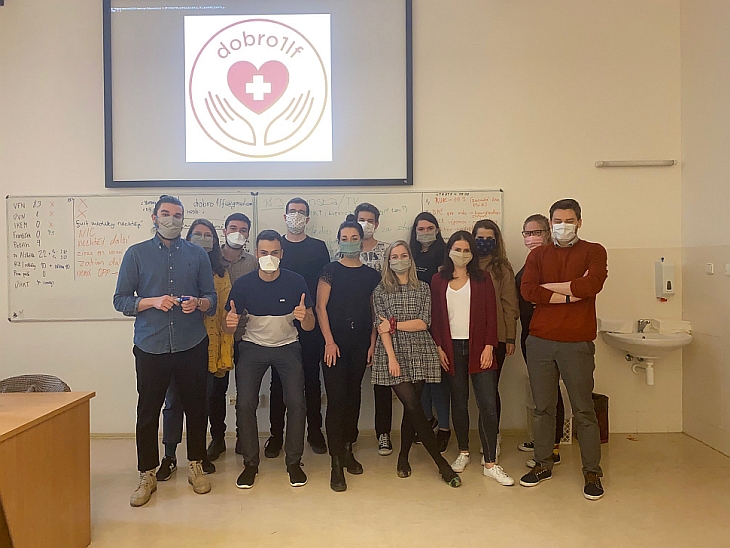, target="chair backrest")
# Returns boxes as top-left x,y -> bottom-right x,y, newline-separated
0,374 -> 71,393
